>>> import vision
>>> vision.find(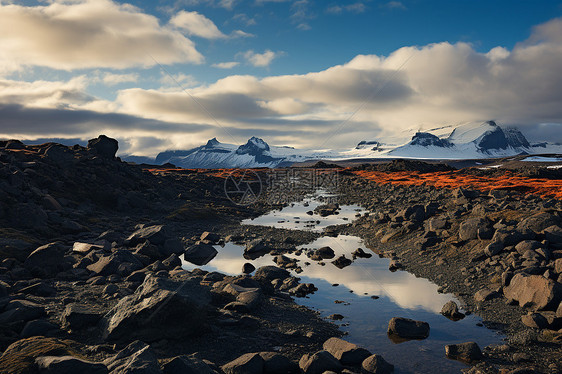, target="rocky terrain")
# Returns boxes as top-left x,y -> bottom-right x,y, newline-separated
0,136 -> 561,374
